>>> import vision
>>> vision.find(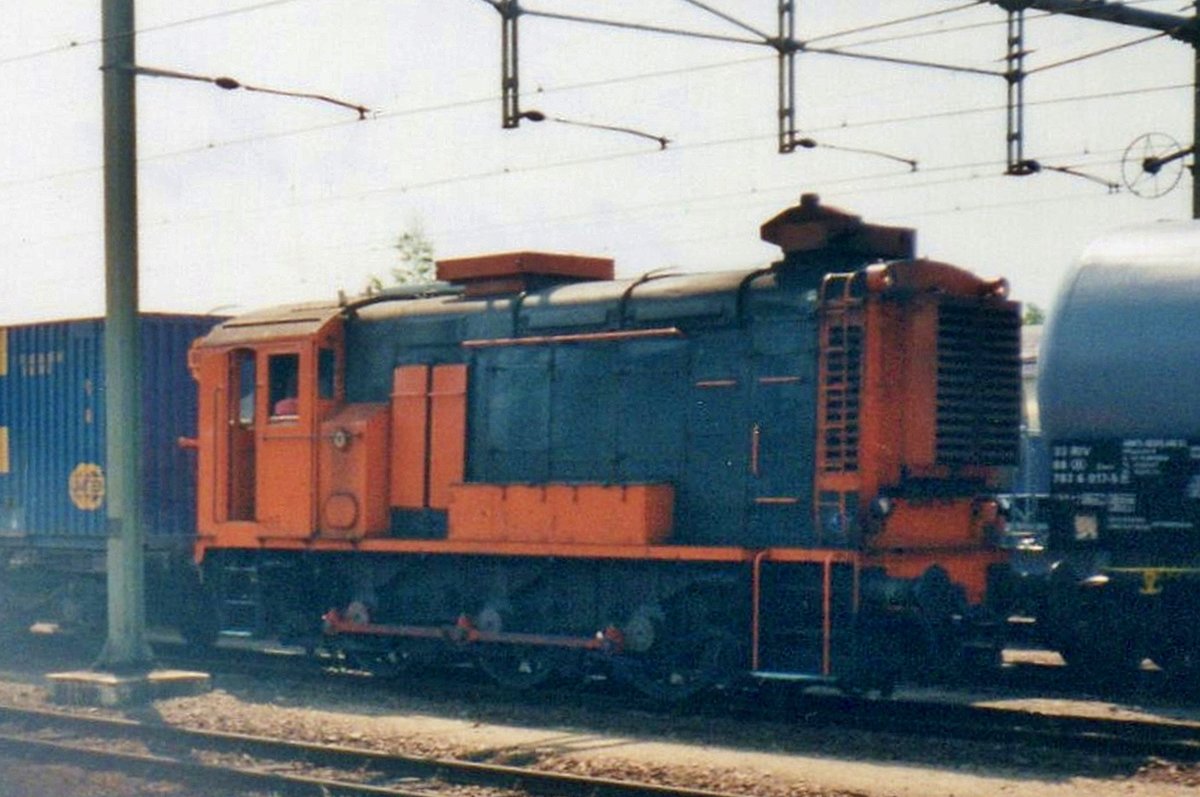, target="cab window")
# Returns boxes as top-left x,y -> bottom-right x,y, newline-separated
269,354 -> 300,418
235,351 -> 255,425
318,347 -> 337,400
